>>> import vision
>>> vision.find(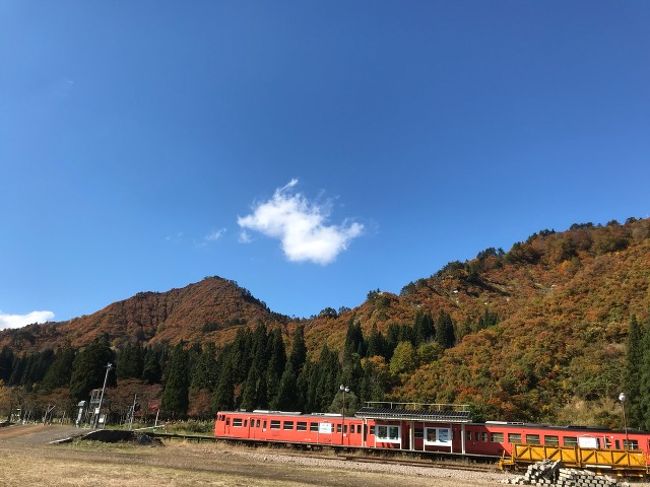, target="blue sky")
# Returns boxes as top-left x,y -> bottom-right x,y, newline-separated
1,1 -> 649,327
